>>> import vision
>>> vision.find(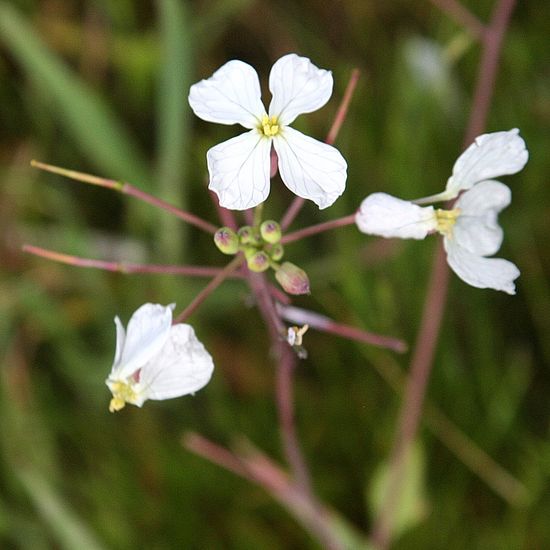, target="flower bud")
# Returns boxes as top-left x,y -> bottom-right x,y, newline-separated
260,220 -> 282,244
275,262 -> 310,295
214,227 -> 239,254
238,225 -> 258,245
267,243 -> 284,261
246,251 -> 270,273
